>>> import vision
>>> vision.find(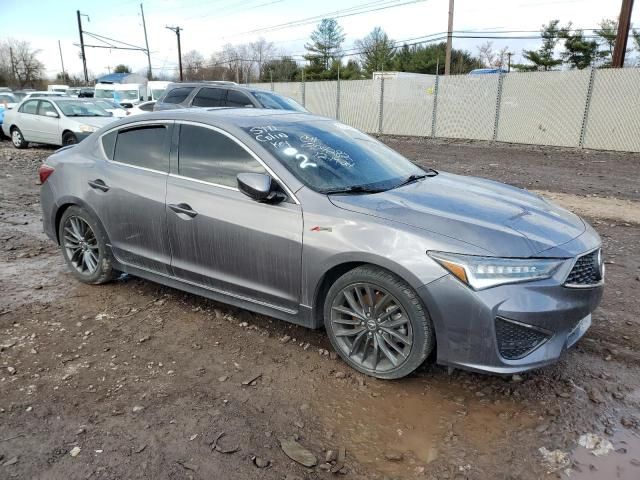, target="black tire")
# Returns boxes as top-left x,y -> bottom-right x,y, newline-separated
324,265 -> 435,380
58,206 -> 116,285
11,126 -> 29,149
62,131 -> 78,146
